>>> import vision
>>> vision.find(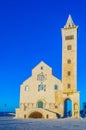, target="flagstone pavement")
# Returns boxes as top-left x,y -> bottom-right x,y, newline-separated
0,117 -> 86,130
